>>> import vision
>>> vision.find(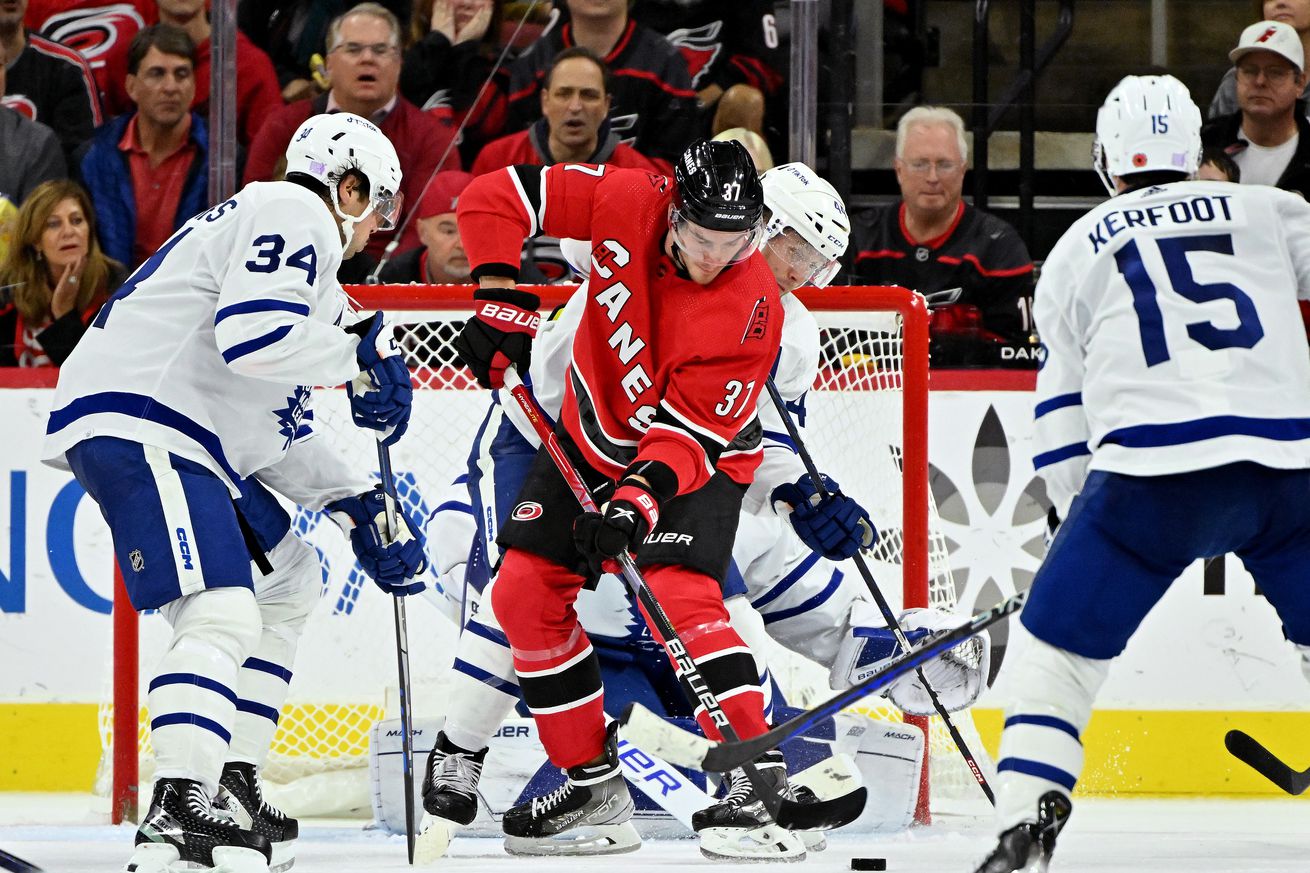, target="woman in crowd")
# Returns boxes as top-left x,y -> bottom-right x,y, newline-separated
0,180 -> 126,367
